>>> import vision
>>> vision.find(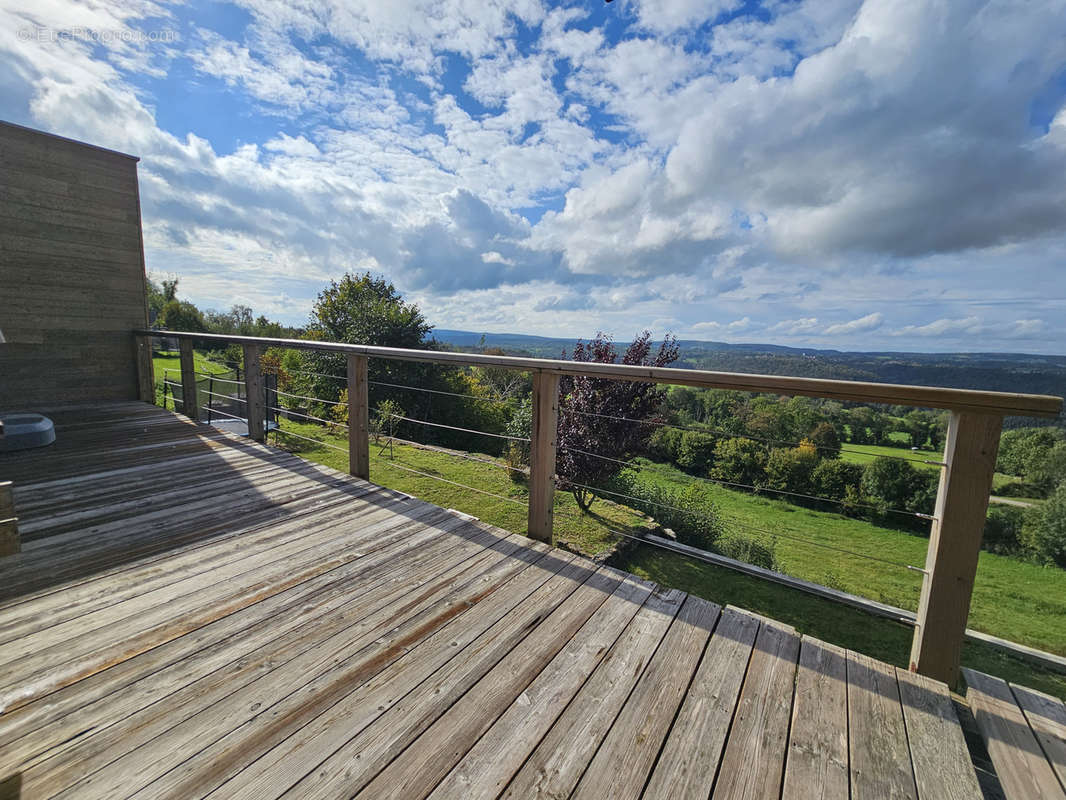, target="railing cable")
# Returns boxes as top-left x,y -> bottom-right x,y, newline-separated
561,407 -> 946,466
275,389 -> 346,407
368,380 -> 511,405
376,459 -> 527,506
556,446 -> 933,521
560,480 -> 919,571
385,413 -> 529,443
